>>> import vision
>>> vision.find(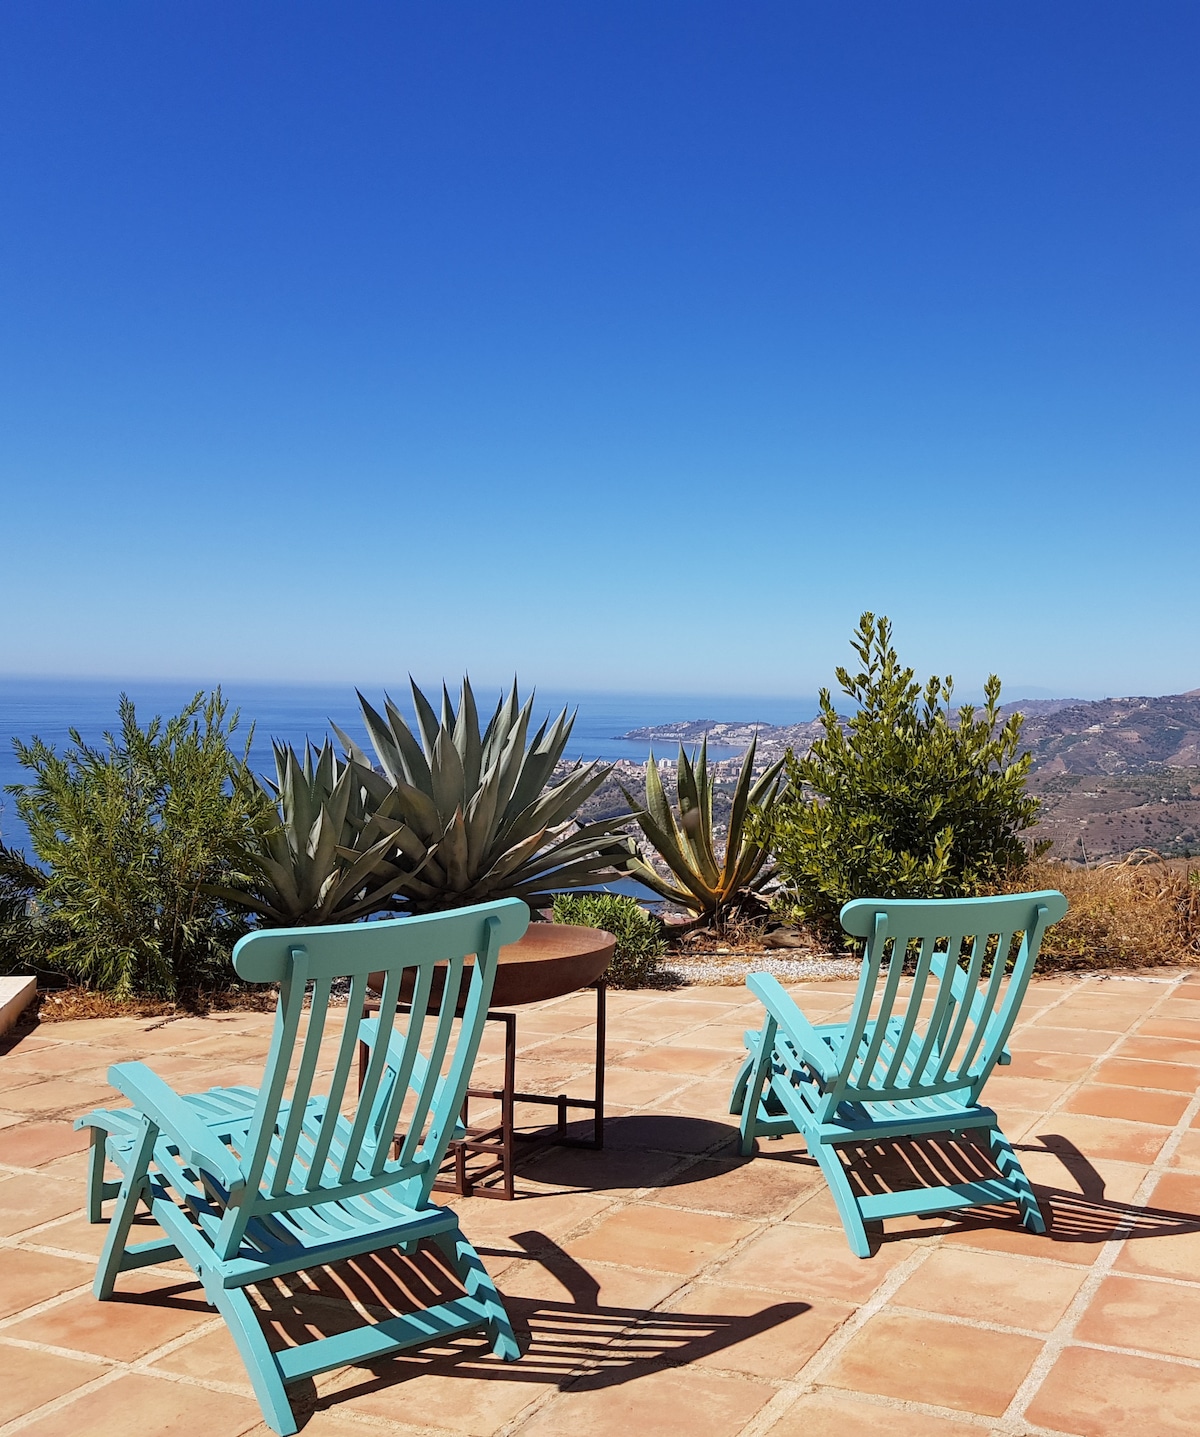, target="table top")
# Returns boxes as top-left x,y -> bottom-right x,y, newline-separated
370,922 -> 615,1010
